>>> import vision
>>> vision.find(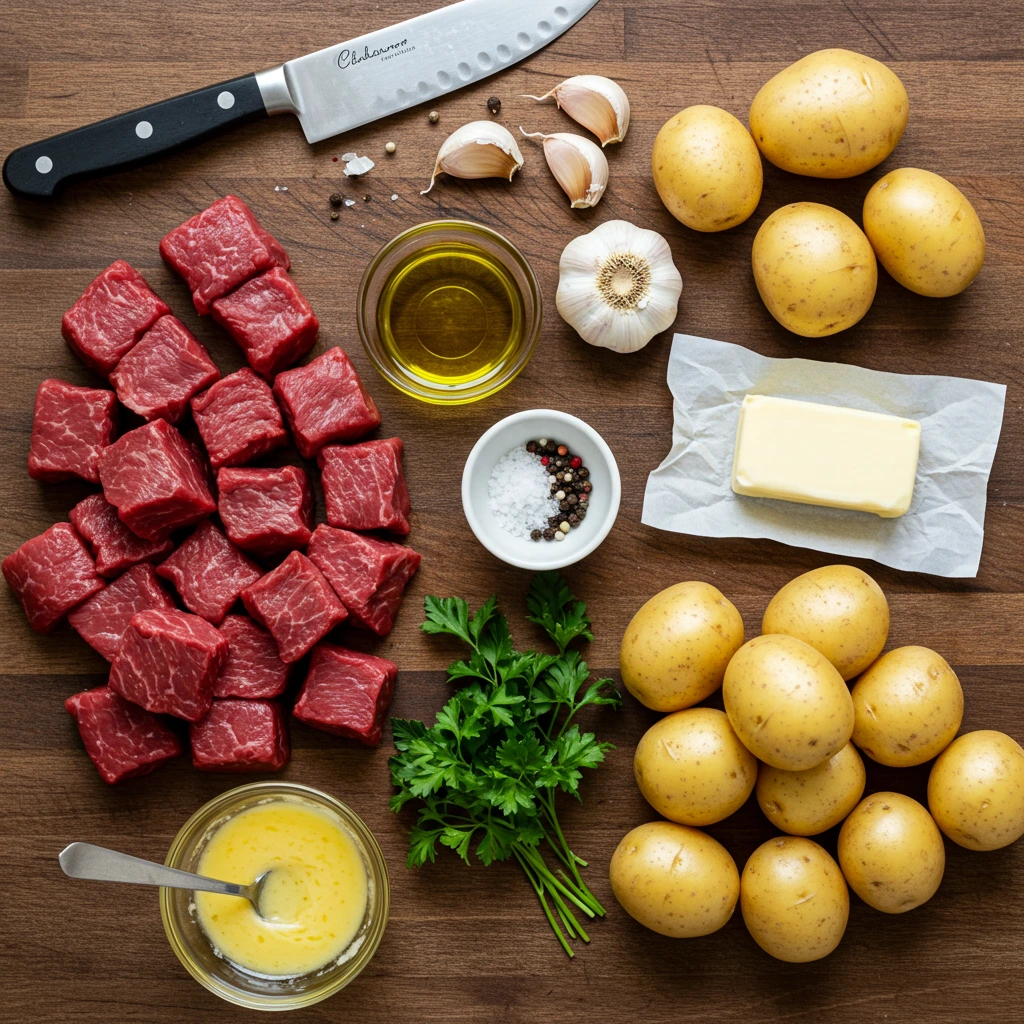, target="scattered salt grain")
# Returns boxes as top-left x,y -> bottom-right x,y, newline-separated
273,185 -> 288,192
343,154 -> 376,177
344,198 -> 357,207
391,194 -> 399,201
488,447 -> 559,540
